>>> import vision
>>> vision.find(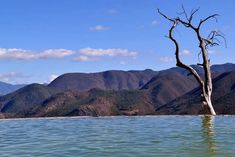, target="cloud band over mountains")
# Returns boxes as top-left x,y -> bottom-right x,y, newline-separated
0,48 -> 74,60
0,48 -> 138,61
